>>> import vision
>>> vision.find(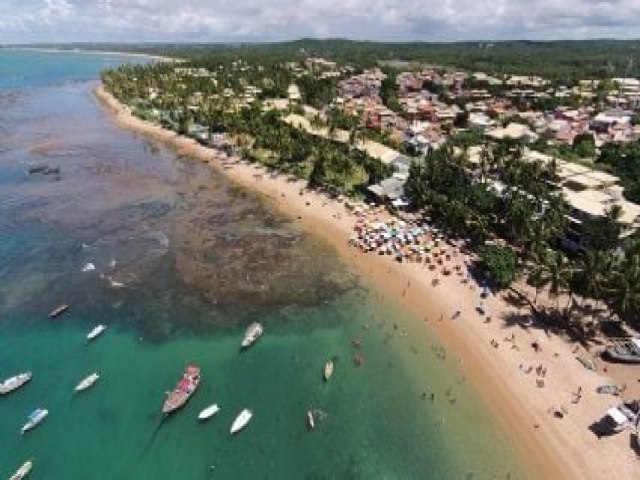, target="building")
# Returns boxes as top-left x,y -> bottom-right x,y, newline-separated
487,123 -> 539,143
